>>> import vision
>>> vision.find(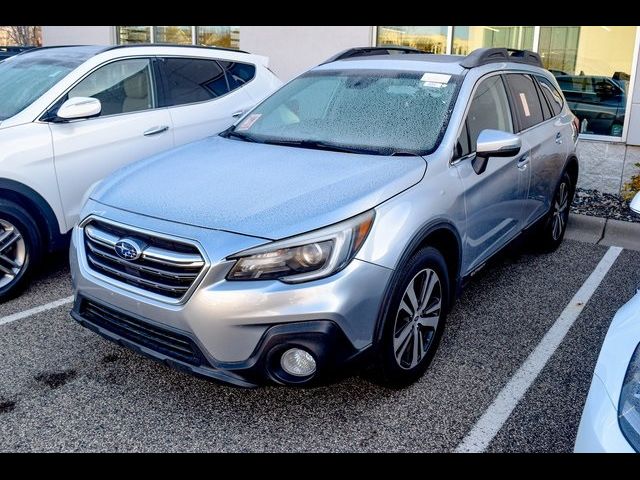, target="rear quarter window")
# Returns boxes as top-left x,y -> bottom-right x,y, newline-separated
219,61 -> 256,92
